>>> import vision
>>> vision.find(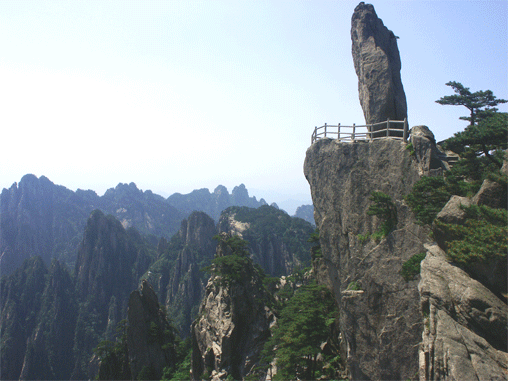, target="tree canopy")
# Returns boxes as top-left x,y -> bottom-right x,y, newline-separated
263,280 -> 337,380
436,81 -> 507,126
